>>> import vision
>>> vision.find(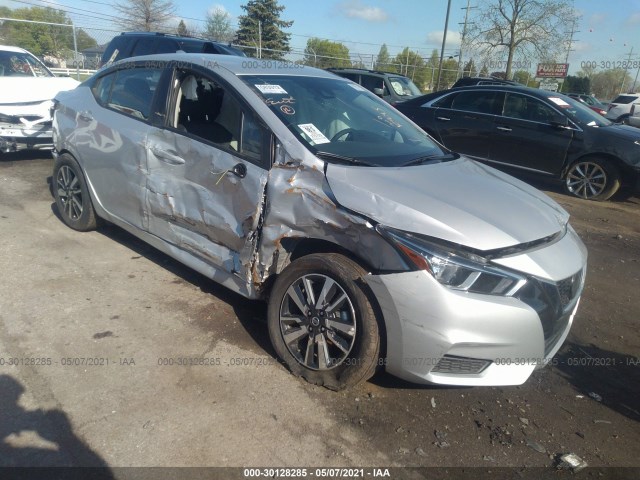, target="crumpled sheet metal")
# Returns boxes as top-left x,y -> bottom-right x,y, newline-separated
252,145 -> 407,292
144,127 -> 269,297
